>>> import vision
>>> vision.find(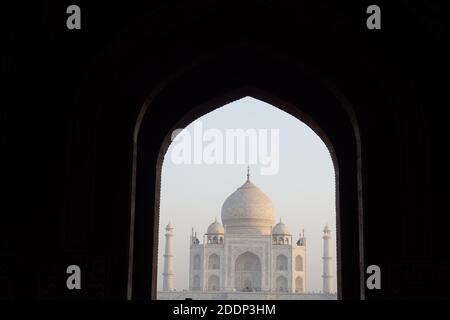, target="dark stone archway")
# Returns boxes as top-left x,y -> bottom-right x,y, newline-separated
131,46 -> 363,299
7,1 -> 449,300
